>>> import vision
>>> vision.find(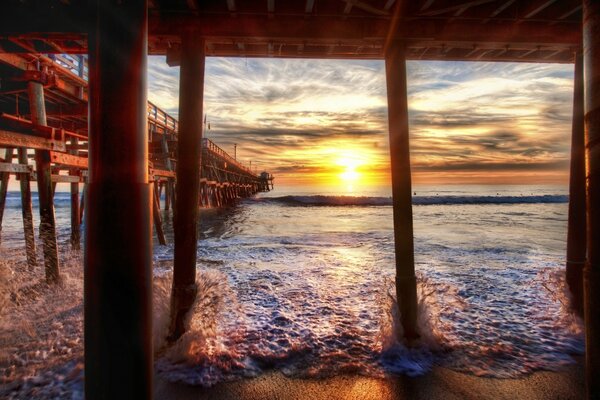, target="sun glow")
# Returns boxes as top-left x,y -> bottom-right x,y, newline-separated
337,153 -> 363,182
